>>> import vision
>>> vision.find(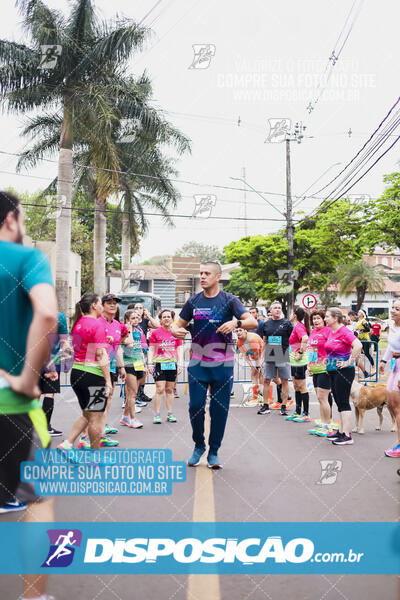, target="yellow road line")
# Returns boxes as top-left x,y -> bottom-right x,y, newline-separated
187,410 -> 221,600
